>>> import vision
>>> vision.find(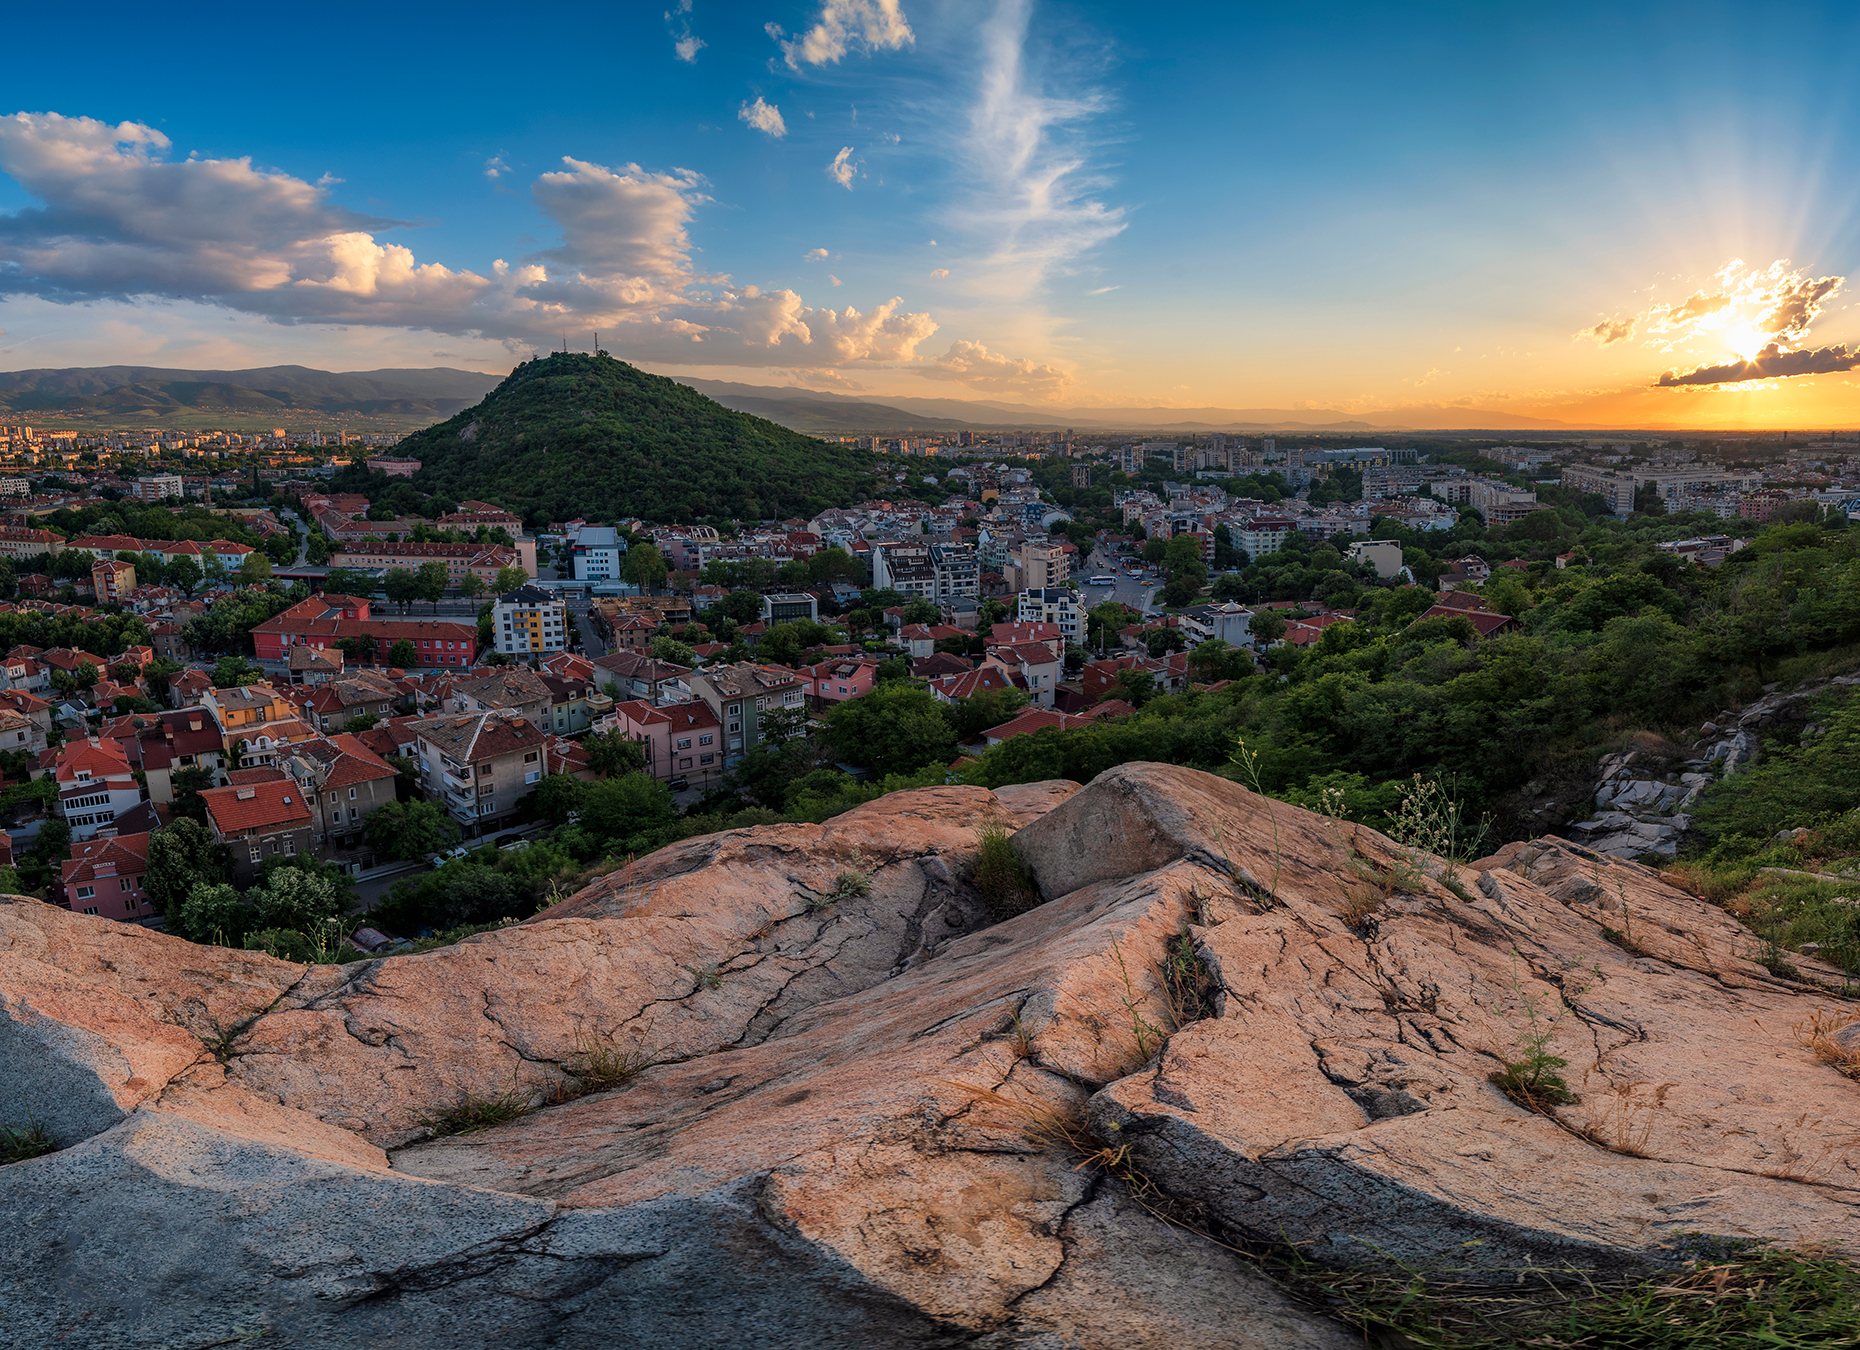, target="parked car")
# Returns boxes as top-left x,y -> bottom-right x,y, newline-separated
428,843 -> 472,867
